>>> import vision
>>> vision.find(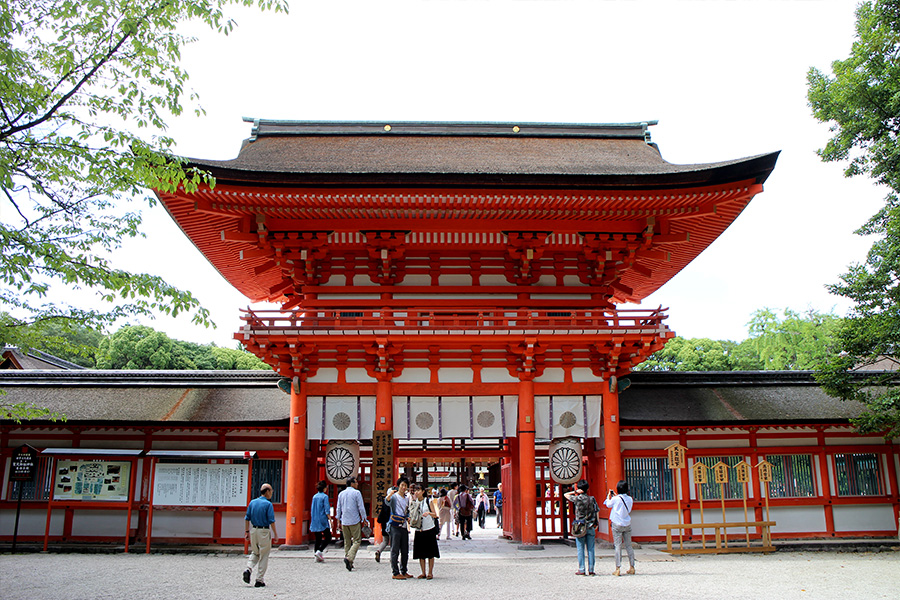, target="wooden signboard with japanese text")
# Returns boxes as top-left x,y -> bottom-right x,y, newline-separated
371,430 -> 394,519
11,445 -> 38,482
